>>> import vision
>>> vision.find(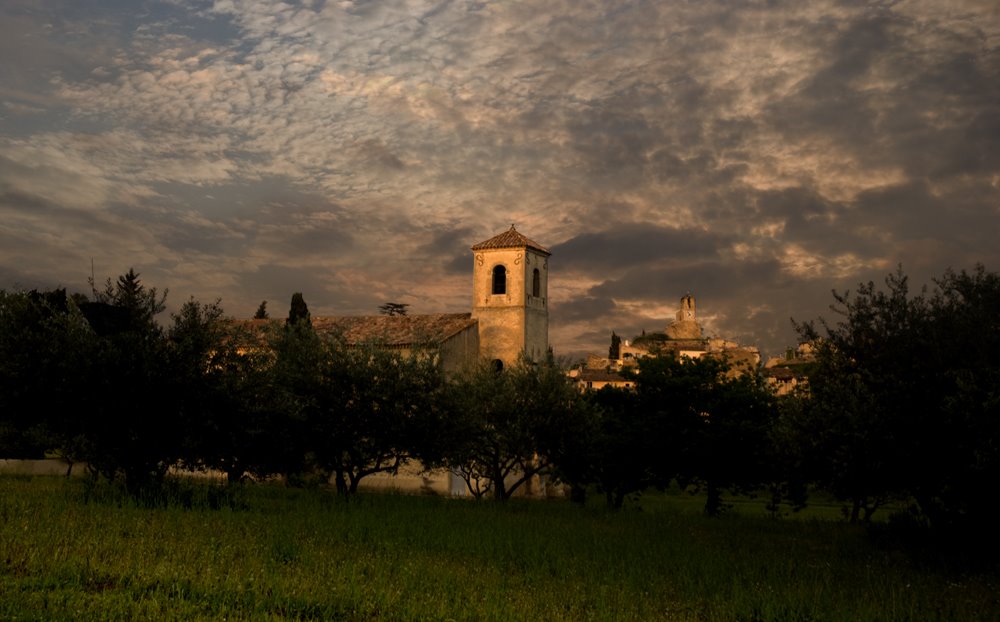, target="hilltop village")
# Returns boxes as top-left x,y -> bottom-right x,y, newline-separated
566,293 -> 815,393
570,294 -> 758,390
